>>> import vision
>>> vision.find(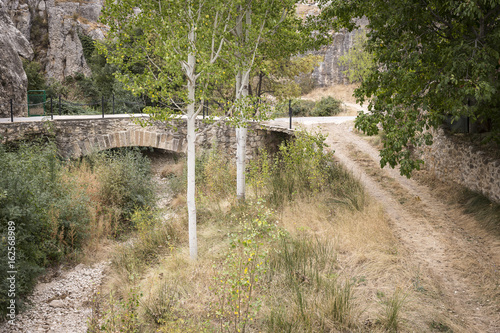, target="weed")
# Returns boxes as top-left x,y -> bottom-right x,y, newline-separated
378,288 -> 408,332
211,199 -> 277,333
265,234 -> 355,331
99,286 -> 142,332
140,282 -> 181,325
